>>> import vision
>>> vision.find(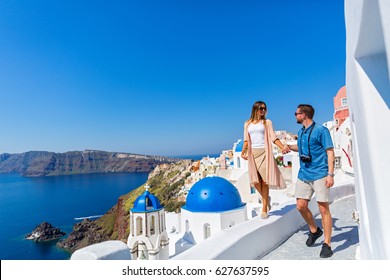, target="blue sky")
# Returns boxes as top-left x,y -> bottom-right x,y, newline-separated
0,0 -> 346,157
